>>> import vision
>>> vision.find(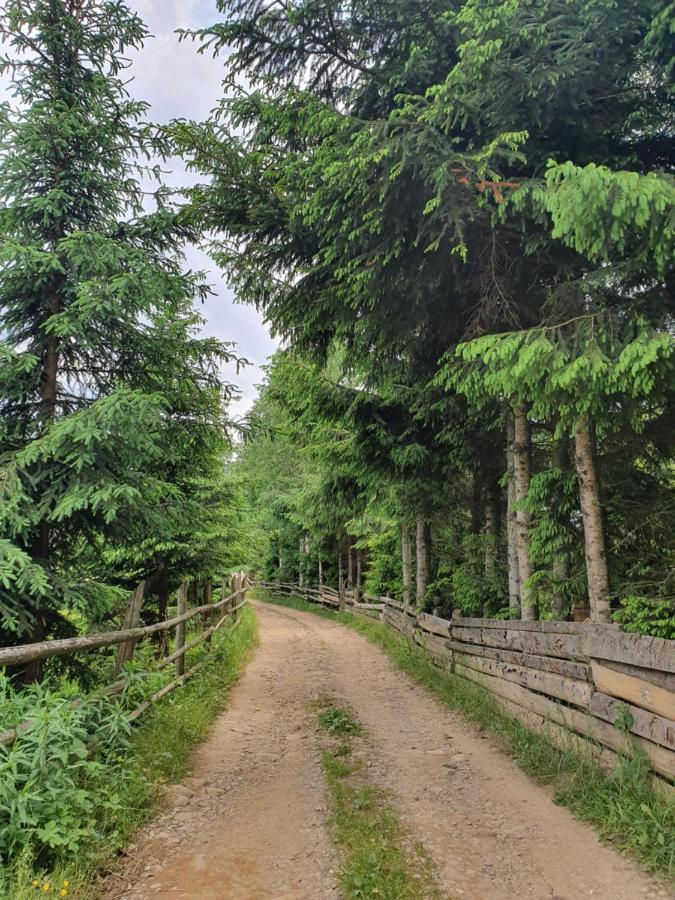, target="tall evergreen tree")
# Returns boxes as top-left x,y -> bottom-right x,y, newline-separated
0,0 -> 236,650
